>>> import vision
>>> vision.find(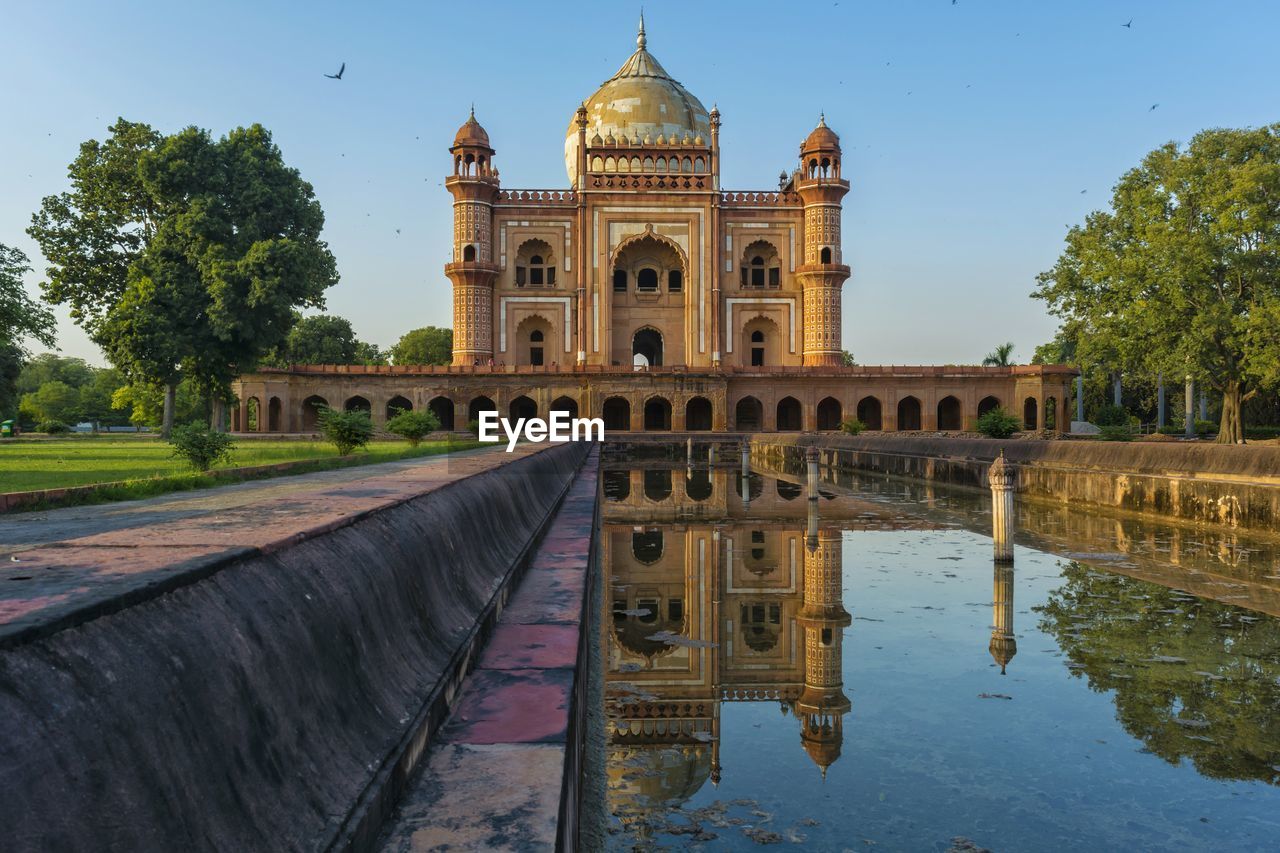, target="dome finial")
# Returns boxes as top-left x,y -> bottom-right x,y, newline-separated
637,9 -> 647,50
818,111 -> 826,128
